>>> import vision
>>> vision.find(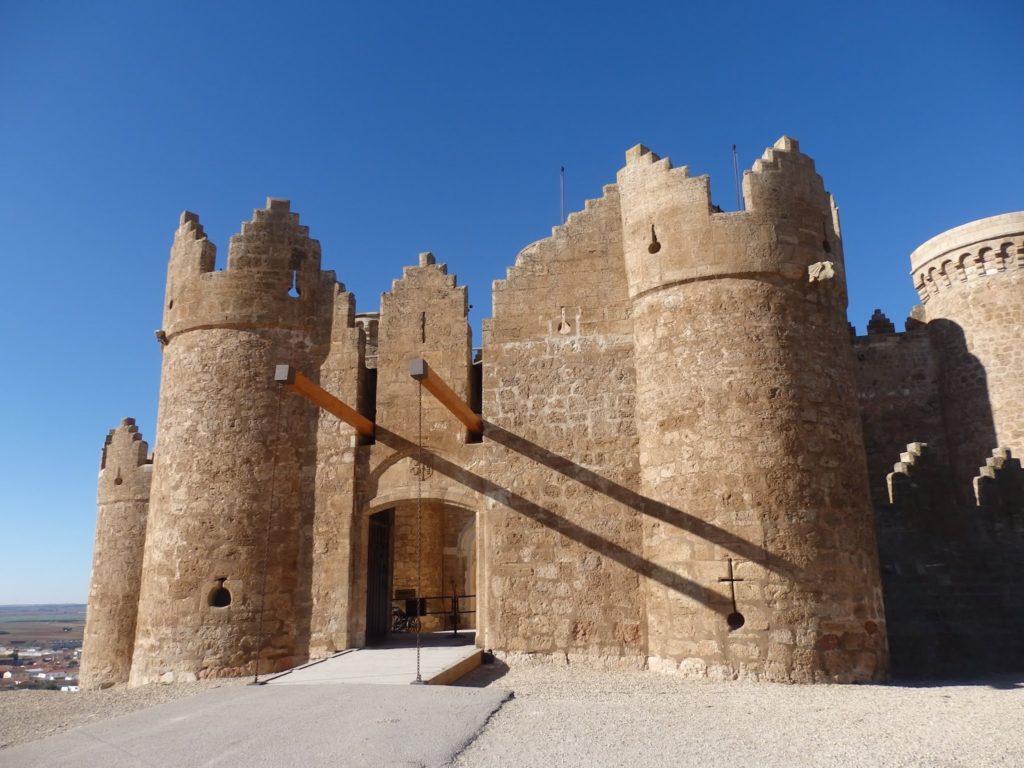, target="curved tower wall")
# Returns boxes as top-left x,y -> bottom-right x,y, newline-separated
911,212 -> 1024,497
618,139 -> 888,682
80,419 -> 151,688
130,201 -> 336,684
